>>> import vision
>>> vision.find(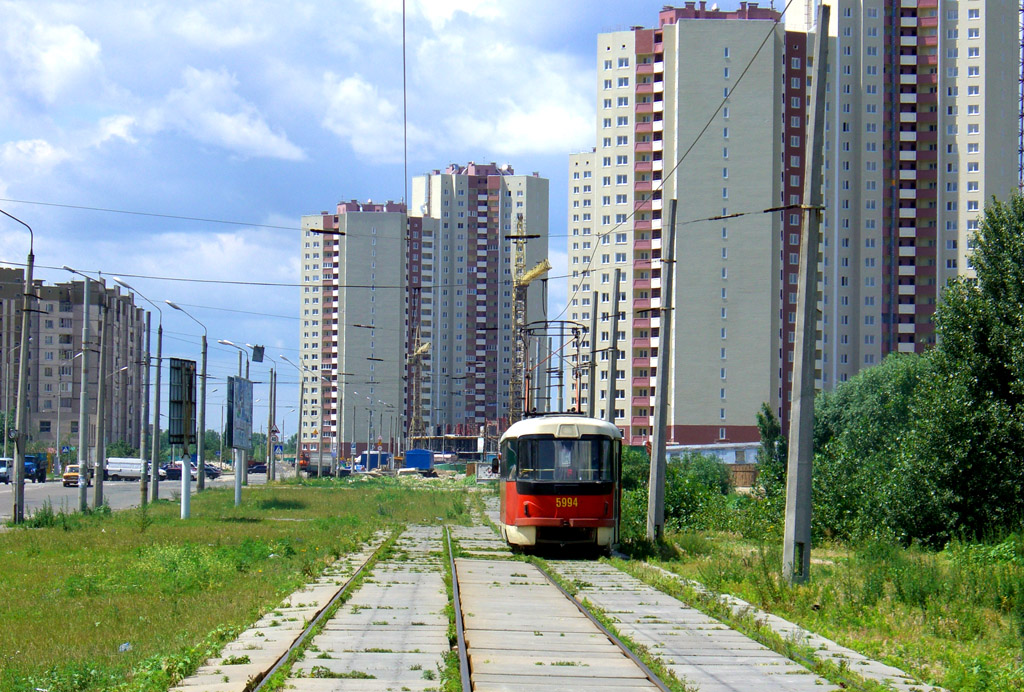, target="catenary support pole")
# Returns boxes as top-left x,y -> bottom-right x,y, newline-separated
647,199 -> 677,541
234,351 -> 242,506
77,277 -> 91,513
588,290 -> 598,417
784,3 -> 830,585
140,312 -> 150,506
94,300 -> 107,509
12,240 -> 34,523
606,269 -> 621,425
197,333 -> 207,492
151,320 -> 162,502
